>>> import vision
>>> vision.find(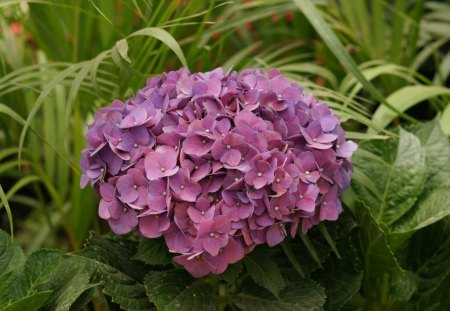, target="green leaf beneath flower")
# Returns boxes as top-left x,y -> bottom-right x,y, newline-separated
144,270 -> 217,311
133,237 -> 172,266
353,203 -> 404,302
244,249 -> 286,297
73,233 -> 152,311
231,279 -> 326,311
